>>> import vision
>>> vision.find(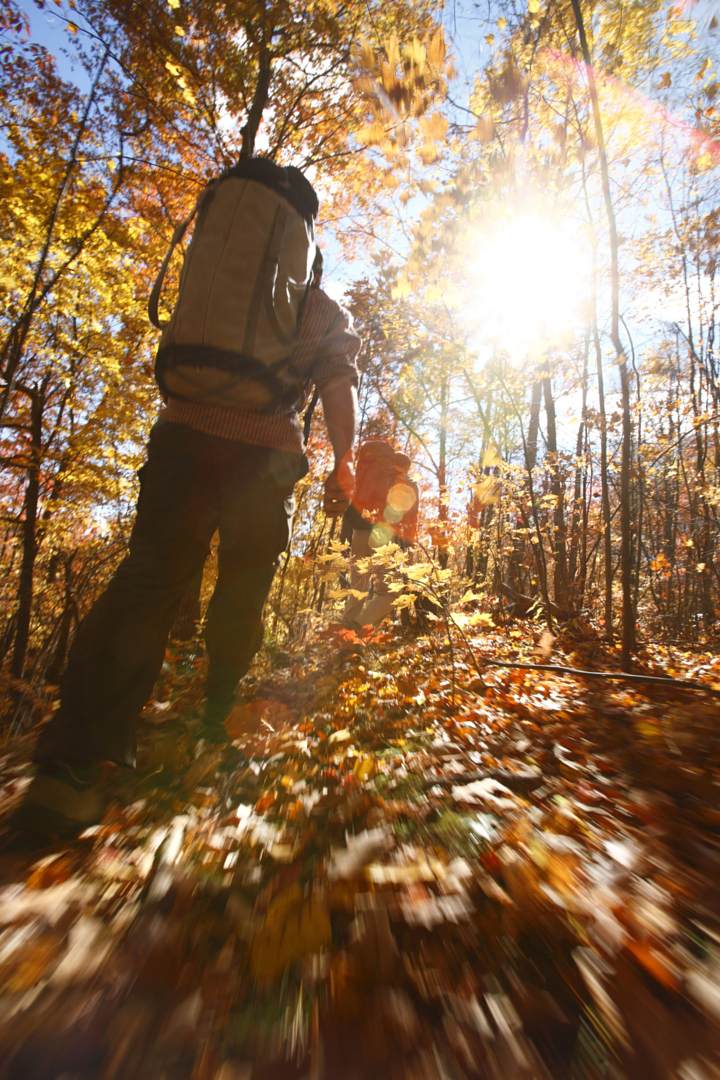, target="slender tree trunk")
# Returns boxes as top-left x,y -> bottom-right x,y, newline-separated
271,550 -> 293,636
46,555 -> 78,684
700,503 -> 715,632
543,374 -> 568,607
593,319 -> 614,644
11,387 -> 44,681
524,373 -> 543,597
568,332 -> 589,605
627,327 -> 644,616
579,412 -> 590,608
689,343 -> 715,630
270,488 -> 306,636
664,378 -> 680,631
570,0 -> 634,669
437,373 -> 449,568
438,372 -> 448,519
240,37 -> 272,159
499,372 -> 554,630
526,375 -> 543,474
316,517 -> 338,613
0,615 -> 17,667
507,376 -> 542,595
464,374 -> 496,585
